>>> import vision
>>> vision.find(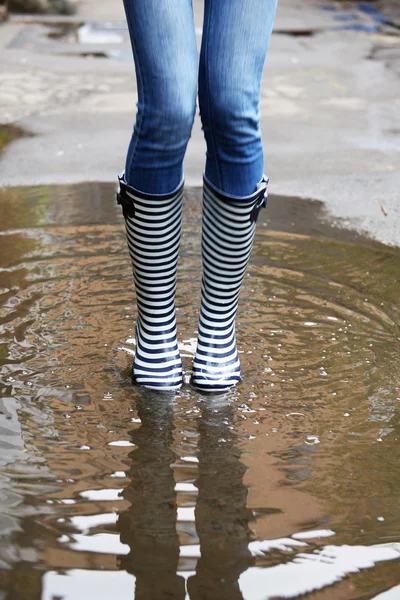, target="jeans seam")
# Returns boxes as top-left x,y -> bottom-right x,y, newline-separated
204,0 -> 222,190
